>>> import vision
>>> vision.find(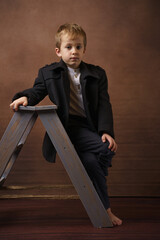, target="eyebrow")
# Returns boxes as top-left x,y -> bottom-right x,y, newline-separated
65,42 -> 82,45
